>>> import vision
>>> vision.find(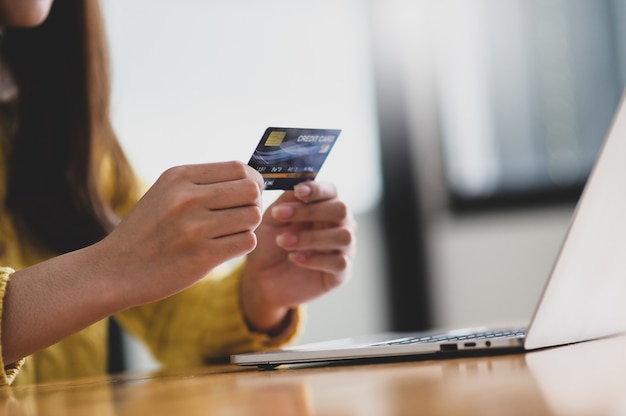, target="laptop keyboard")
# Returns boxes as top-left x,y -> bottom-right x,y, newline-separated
377,327 -> 527,346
